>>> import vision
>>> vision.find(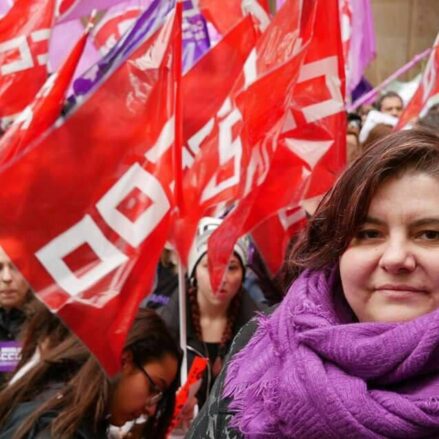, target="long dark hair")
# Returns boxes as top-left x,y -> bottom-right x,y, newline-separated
286,129 -> 439,283
0,308 -> 180,439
